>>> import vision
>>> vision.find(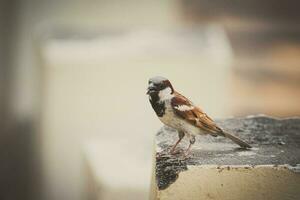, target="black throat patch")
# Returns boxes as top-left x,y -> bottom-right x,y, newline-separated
149,93 -> 166,117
